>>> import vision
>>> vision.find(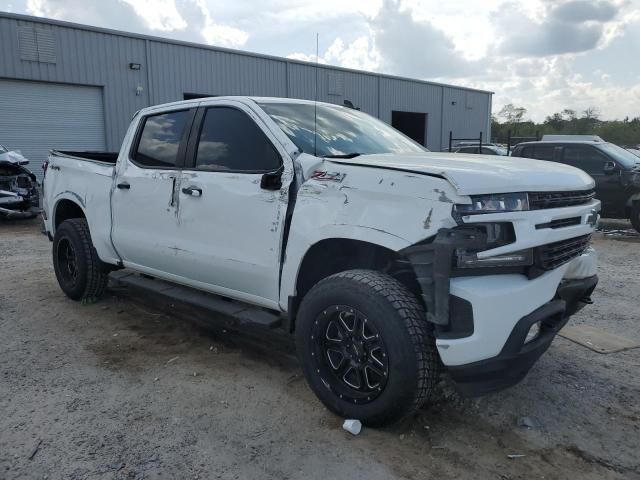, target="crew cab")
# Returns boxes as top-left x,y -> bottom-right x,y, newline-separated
43,97 -> 600,425
512,137 -> 640,232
